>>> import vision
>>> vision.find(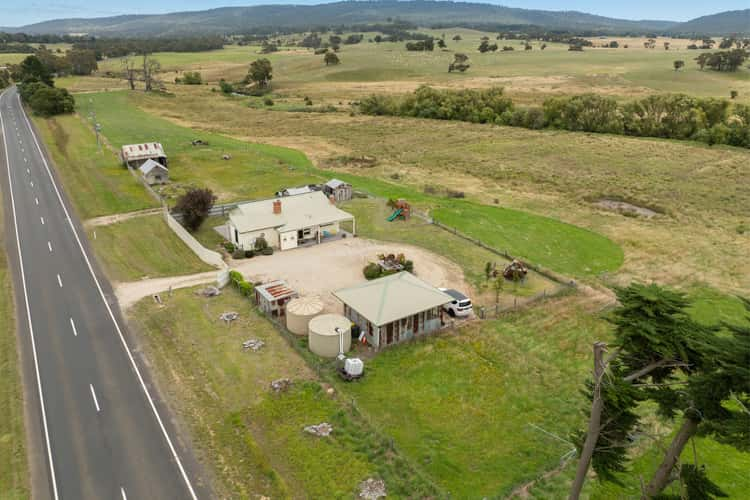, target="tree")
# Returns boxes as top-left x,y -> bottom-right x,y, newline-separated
731,90 -> 738,99
259,40 -> 278,54
247,58 -> 272,88
437,38 -> 446,49
673,60 -> 685,71
16,55 -> 53,86
218,79 -> 234,94
452,35 -> 462,41
122,56 -> 137,90
324,51 -> 340,66
142,53 -> 160,92
174,188 -> 216,231
448,53 -> 470,73
478,40 -> 498,53
65,48 -> 97,75
27,86 -> 75,116
570,284 -> 750,499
